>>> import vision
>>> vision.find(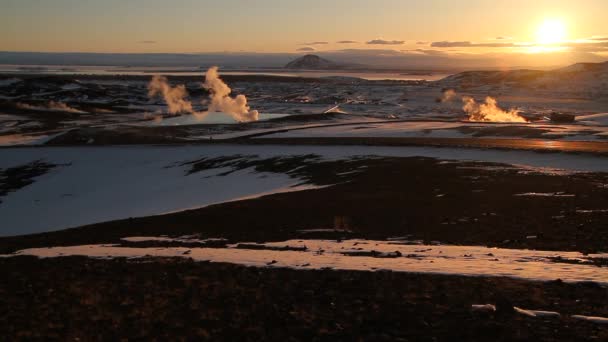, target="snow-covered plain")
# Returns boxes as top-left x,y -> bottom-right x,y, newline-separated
1,144 -> 607,236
